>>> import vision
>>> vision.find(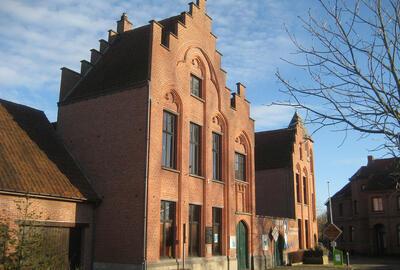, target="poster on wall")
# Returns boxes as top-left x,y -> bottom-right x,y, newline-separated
261,234 -> 269,251
230,236 -> 236,249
